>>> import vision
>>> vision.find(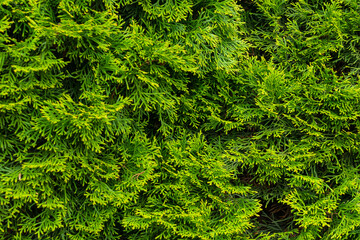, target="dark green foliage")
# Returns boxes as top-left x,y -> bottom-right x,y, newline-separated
0,0 -> 360,239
